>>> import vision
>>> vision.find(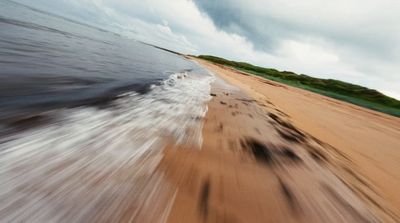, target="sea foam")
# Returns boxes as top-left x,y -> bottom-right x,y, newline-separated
0,70 -> 214,222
